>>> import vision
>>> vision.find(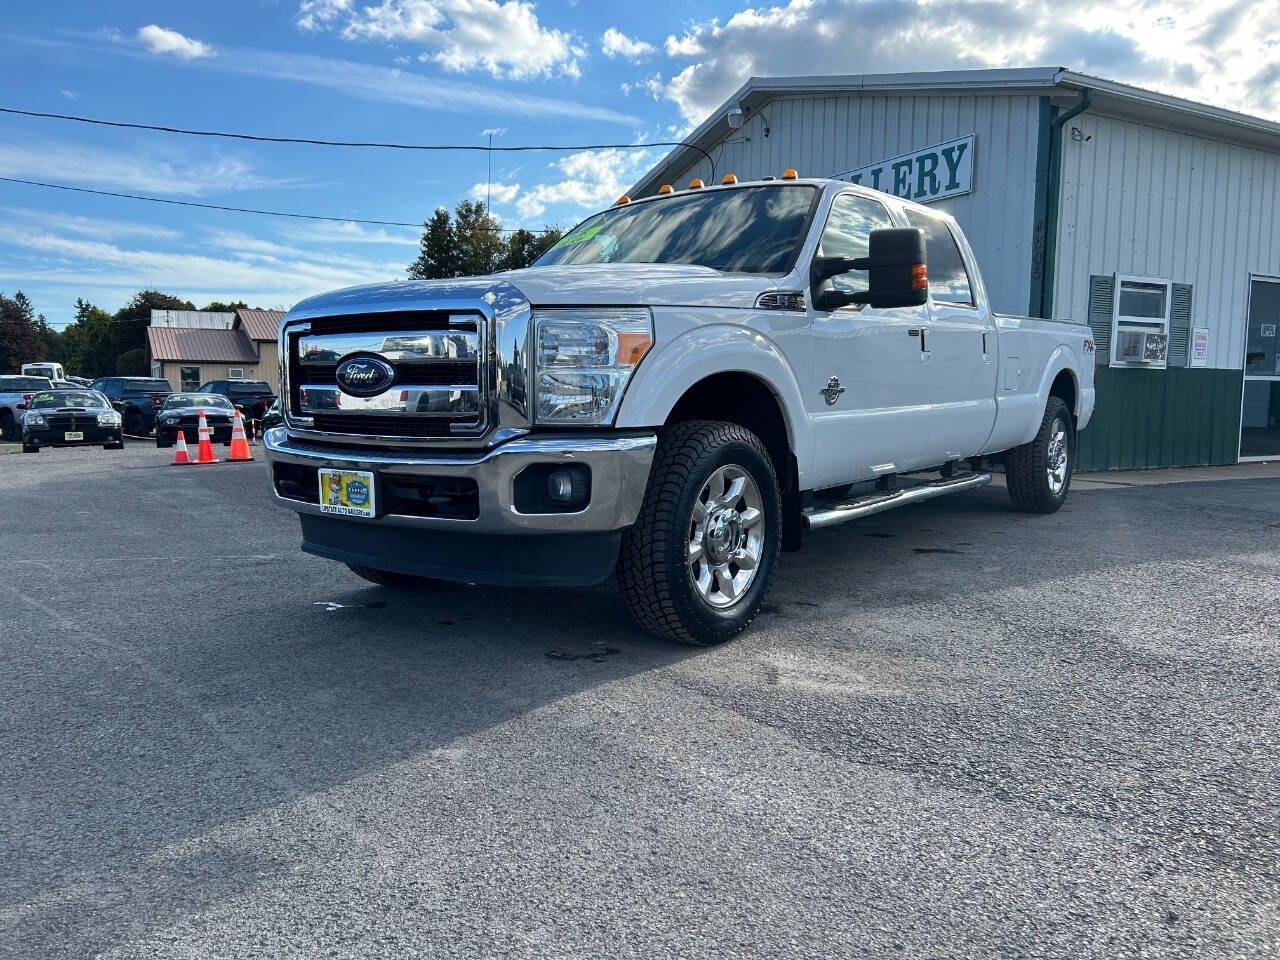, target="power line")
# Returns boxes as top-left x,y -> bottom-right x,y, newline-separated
0,106 -> 716,178
0,177 -> 559,232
